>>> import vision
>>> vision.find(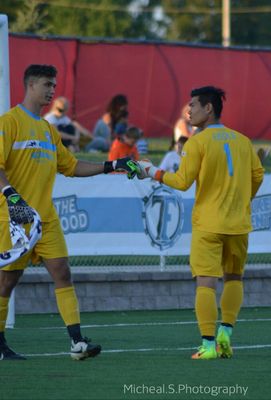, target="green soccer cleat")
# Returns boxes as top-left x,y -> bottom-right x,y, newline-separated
216,325 -> 233,358
191,339 -> 217,360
